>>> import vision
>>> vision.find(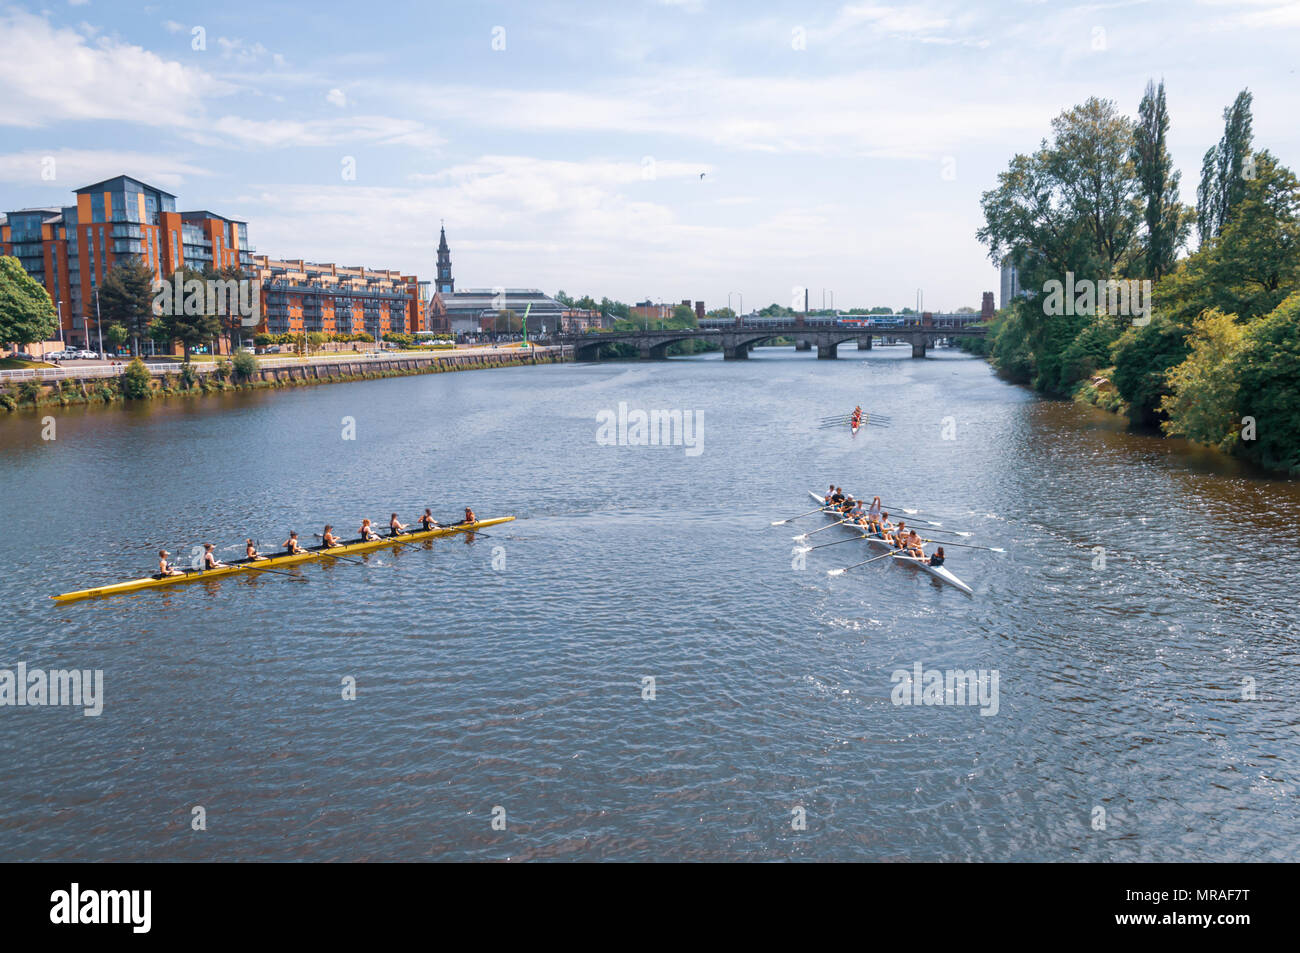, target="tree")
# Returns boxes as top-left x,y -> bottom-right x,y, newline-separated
120,357 -> 152,400
1110,314 -> 1192,426
0,255 -> 57,351
1196,89 -> 1253,247
1160,151 -> 1300,324
156,267 -> 221,362
1132,79 -> 1190,280
1232,291 -> 1300,473
97,258 -> 156,356
106,323 -> 129,352
671,303 -> 697,325
979,97 -> 1144,392
1158,309 -> 1247,448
